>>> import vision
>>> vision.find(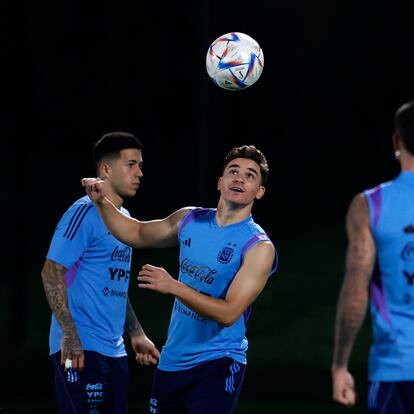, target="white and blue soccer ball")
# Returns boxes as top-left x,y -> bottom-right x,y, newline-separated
206,32 -> 264,91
